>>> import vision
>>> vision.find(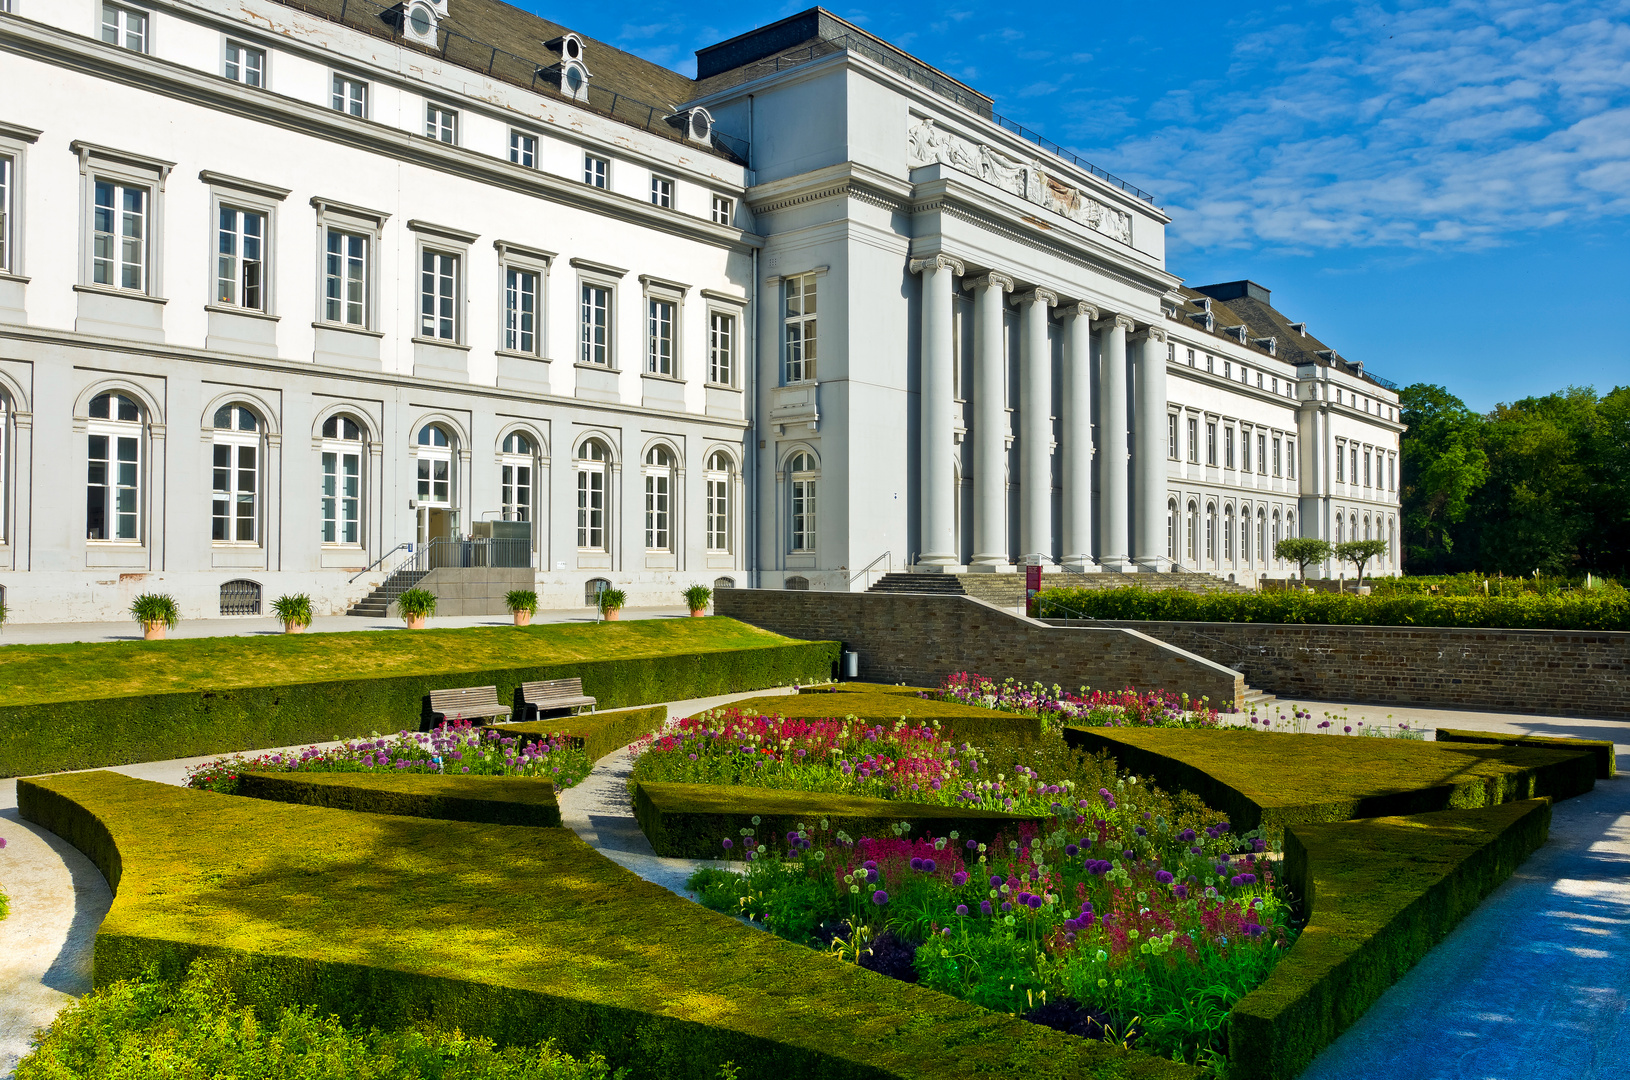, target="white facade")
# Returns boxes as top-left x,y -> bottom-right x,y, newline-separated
0,2 -> 1400,621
